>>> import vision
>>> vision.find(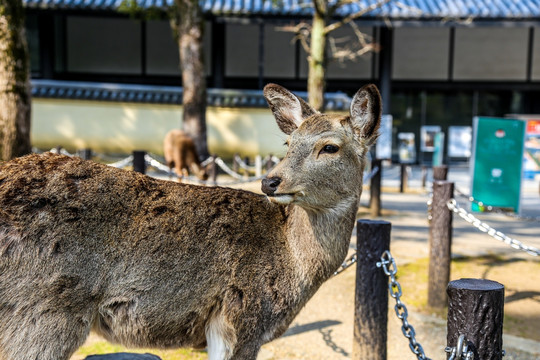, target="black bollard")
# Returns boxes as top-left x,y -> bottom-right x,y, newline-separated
399,164 -> 408,193
209,155 -> 218,184
132,151 -> 147,174
78,148 -> 93,160
353,219 -> 391,360
447,278 -> 505,360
